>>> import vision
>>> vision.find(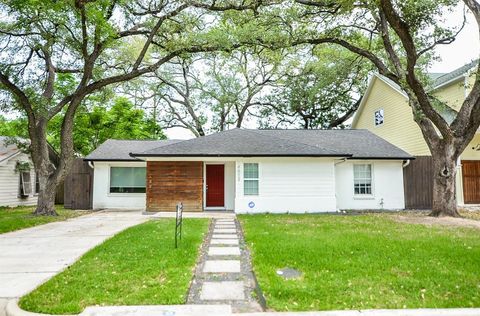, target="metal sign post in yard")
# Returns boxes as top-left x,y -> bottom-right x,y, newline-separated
175,202 -> 183,248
